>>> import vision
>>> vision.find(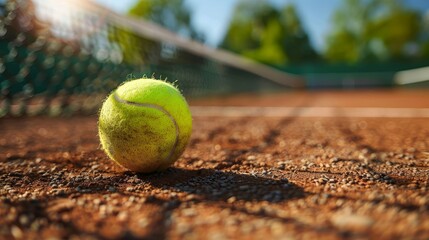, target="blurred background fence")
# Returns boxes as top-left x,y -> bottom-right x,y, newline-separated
281,61 -> 429,88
